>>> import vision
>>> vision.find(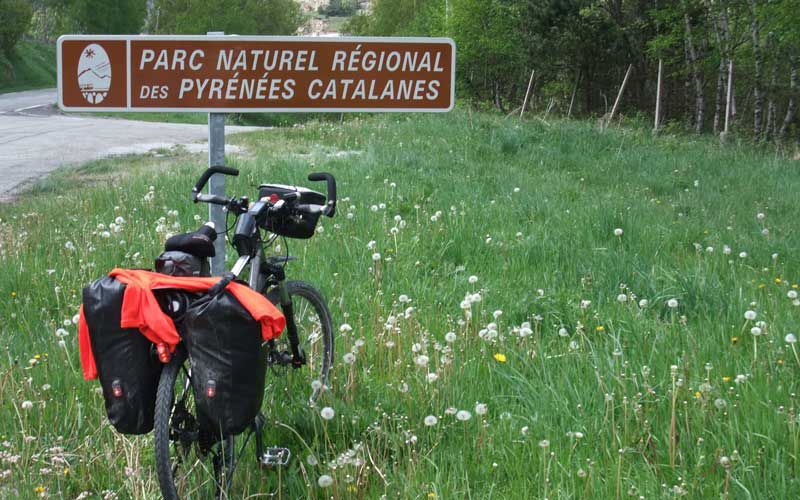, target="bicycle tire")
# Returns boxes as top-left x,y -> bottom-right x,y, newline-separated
154,348 -> 235,499
265,280 -> 334,404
